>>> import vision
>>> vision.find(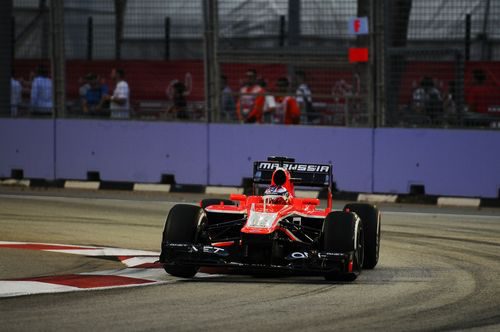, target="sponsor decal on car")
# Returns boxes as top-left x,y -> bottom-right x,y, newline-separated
257,162 -> 330,173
